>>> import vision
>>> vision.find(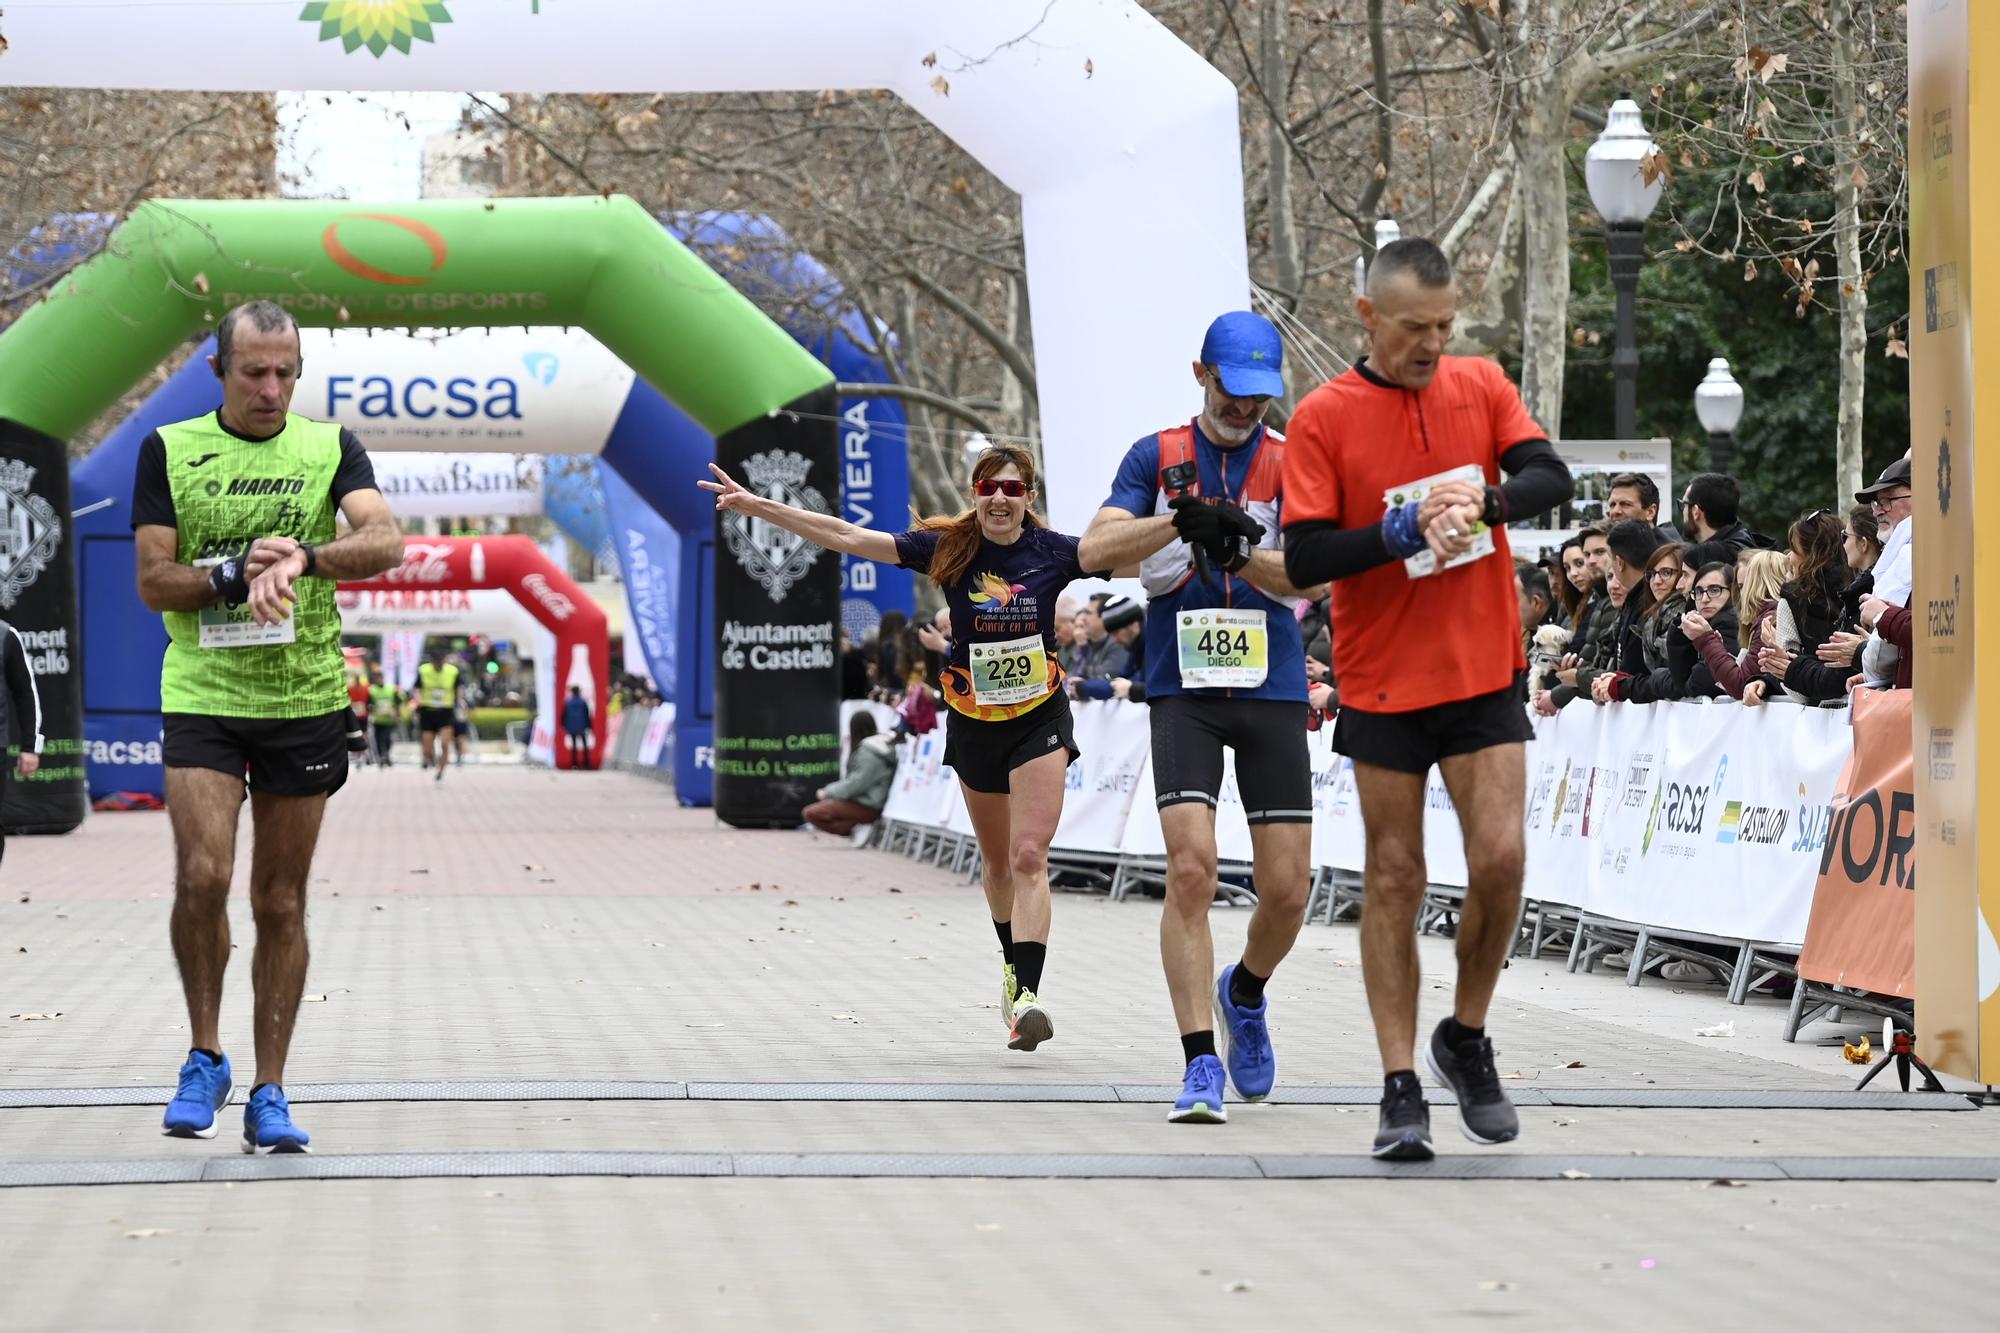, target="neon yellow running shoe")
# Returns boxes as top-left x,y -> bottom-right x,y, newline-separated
1008,990 -> 1054,1052
1000,962 -> 1019,1026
